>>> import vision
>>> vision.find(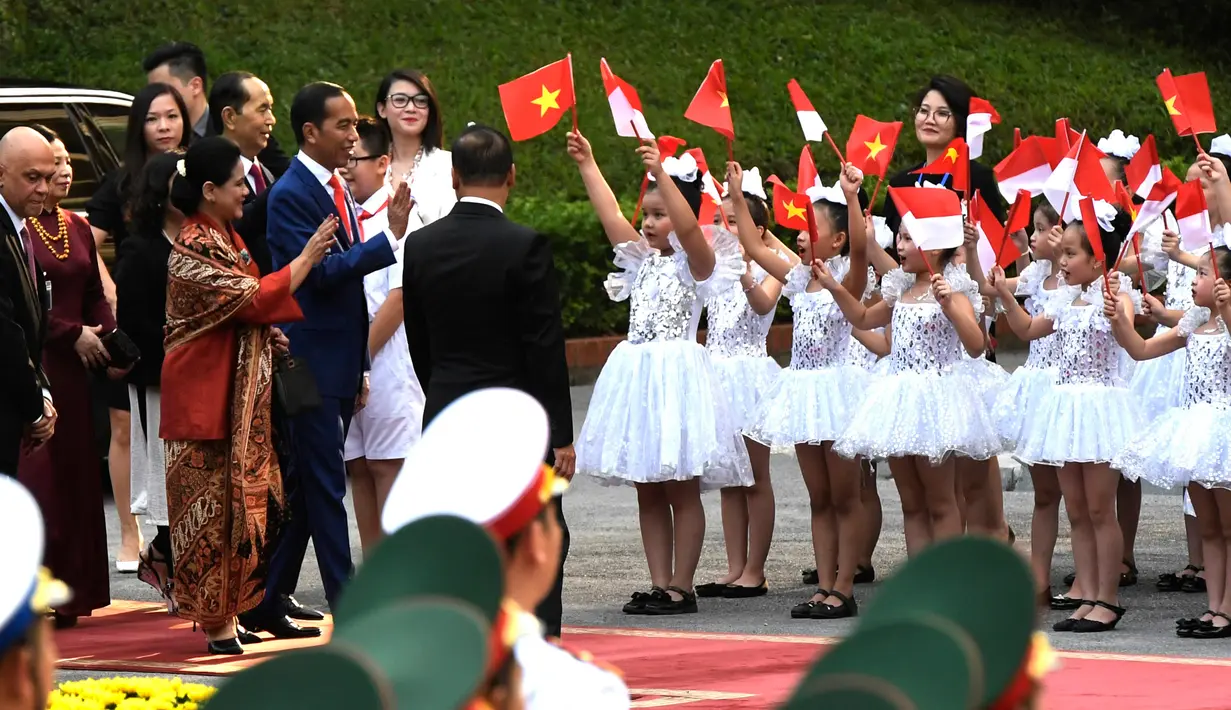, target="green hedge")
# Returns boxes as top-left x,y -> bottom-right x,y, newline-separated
9,0 -> 1225,335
